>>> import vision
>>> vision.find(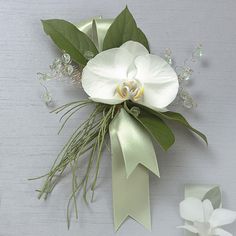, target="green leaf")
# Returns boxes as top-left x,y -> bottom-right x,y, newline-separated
126,101 -> 208,145
41,19 -> 98,65
157,111 -> 208,145
103,7 -> 149,51
135,28 -> 149,51
202,186 -> 221,209
124,104 -> 175,151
